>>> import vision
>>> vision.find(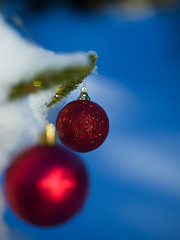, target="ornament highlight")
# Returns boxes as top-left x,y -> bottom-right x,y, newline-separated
56,87 -> 109,152
5,125 -> 88,227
